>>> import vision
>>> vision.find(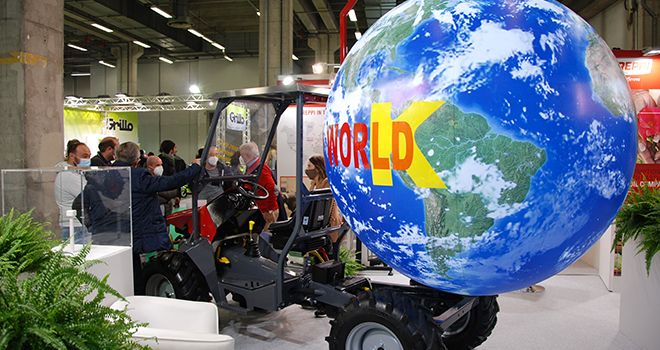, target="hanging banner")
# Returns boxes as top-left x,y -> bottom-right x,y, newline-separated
63,109 -> 139,153
226,104 -> 248,131
276,104 -> 326,195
